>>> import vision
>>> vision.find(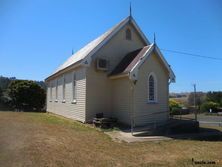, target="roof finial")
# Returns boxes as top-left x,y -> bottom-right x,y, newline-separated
154,33 -> 156,45
130,2 -> 132,17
